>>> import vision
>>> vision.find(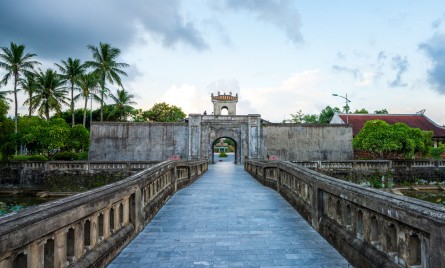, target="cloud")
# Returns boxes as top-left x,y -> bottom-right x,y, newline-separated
239,70 -> 324,121
158,83 -> 211,115
432,13 -> 445,29
213,0 -> 303,44
331,65 -> 364,81
388,55 -> 409,87
206,79 -> 240,94
419,33 -> 445,94
0,0 -> 208,60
